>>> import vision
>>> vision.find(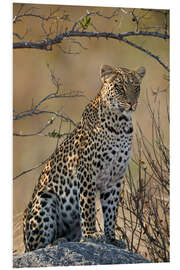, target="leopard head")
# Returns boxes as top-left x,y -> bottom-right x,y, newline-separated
100,64 -> 145,113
